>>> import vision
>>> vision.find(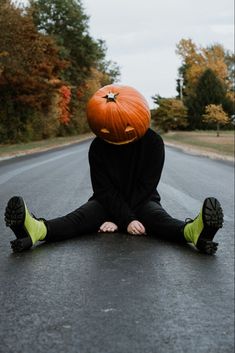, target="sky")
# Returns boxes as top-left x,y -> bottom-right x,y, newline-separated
82,0 -> 234,108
